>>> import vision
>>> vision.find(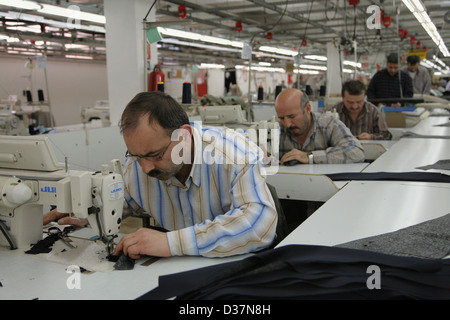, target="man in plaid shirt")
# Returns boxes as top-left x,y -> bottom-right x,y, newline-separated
275,88 -> 365,164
